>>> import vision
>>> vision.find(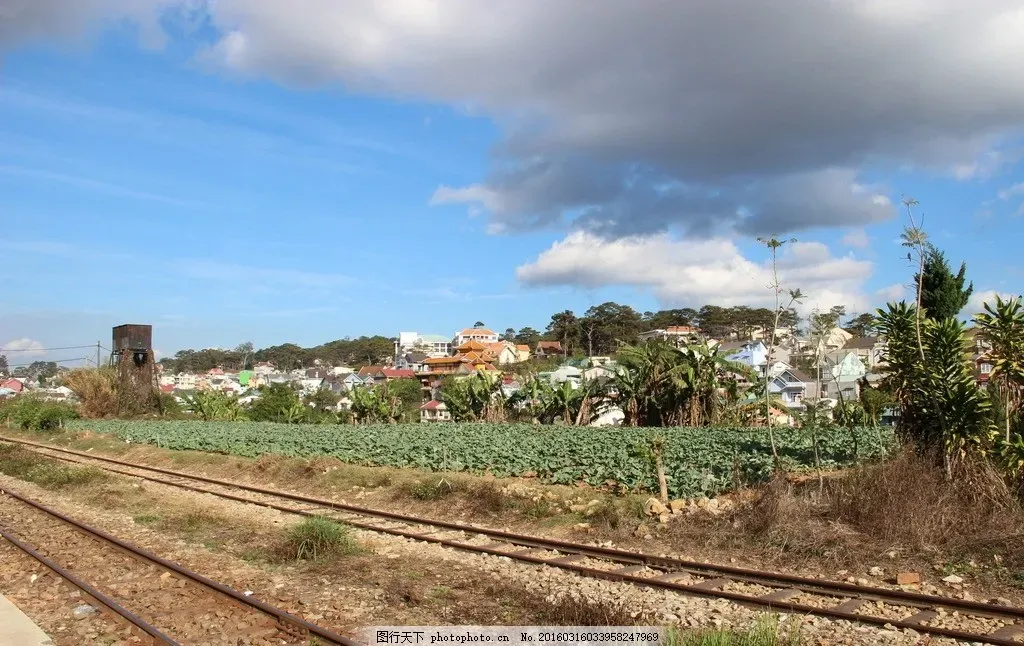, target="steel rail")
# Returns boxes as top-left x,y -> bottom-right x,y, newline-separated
0,484 -> 359,646
5,435 -> 1024,645
0,524 -> 179,644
